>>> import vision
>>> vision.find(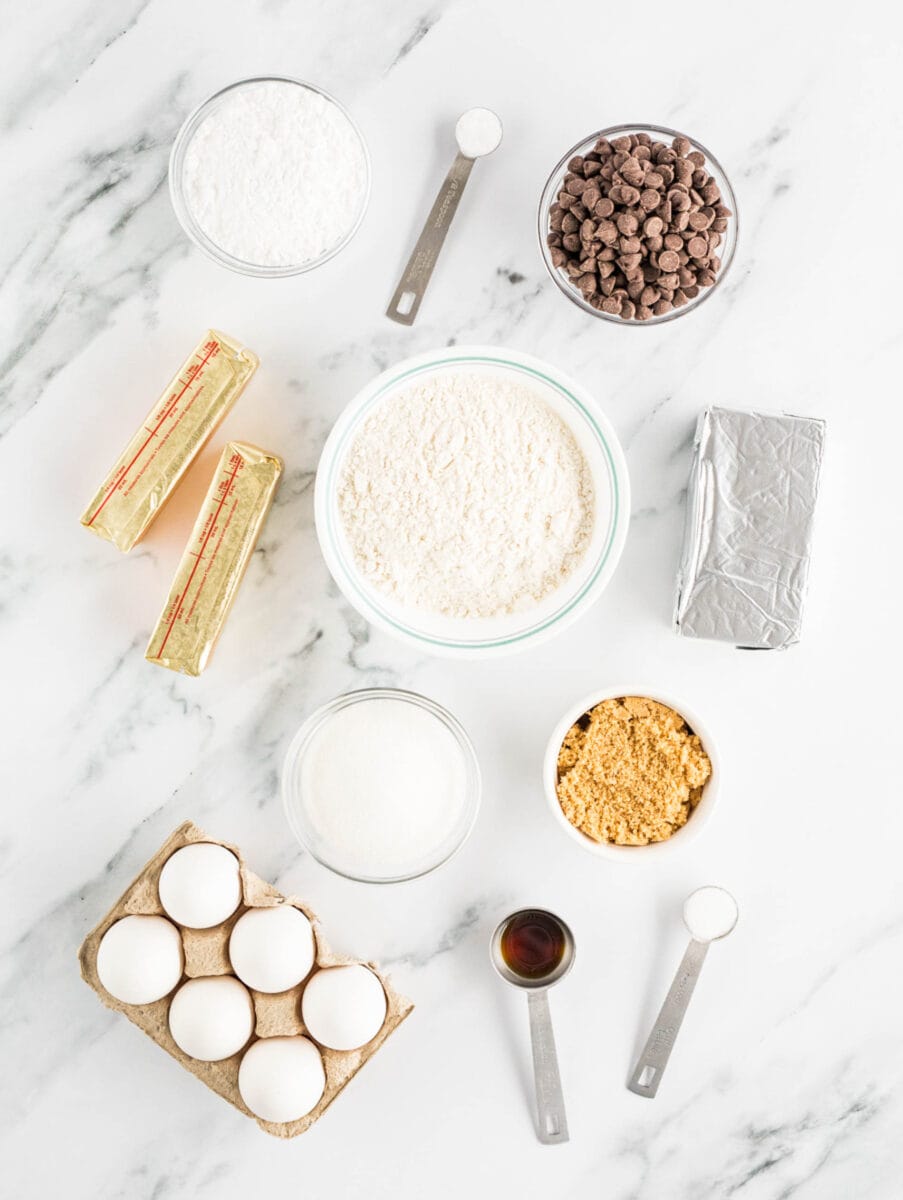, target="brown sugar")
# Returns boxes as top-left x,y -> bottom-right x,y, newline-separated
556,696 -> 712,846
